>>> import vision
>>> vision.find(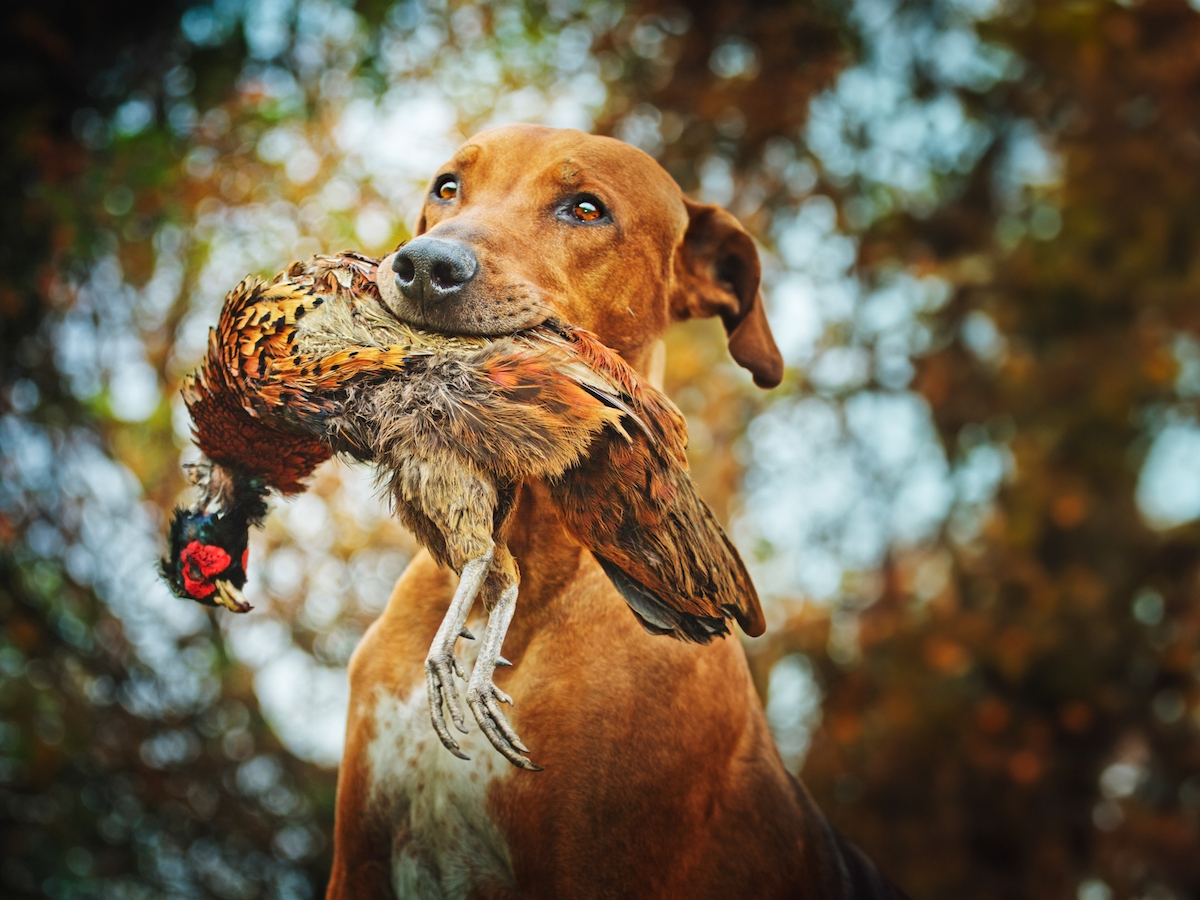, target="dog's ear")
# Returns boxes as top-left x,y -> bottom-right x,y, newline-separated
672,198 -> 783,389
